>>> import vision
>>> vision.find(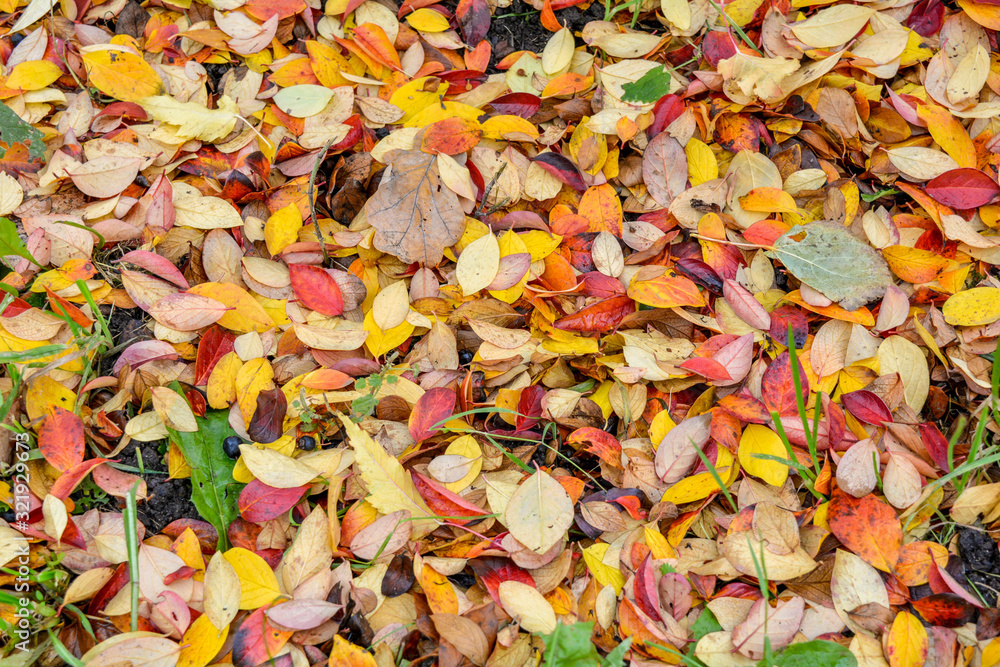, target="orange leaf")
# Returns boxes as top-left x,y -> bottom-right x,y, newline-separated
38,407 -> 85,472
827,488 -> 902,572
420,117 -> 483,155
